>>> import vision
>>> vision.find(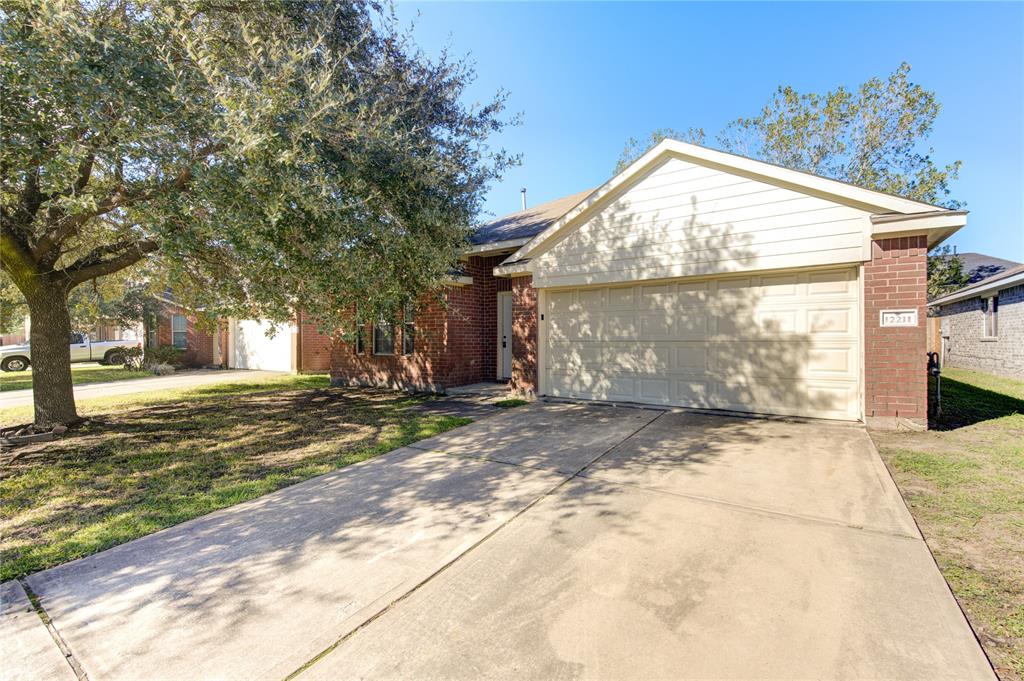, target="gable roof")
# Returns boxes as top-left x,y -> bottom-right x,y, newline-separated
470,189 -> 593,245
500,139 -> 960,267
931,262 -> 1024,307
